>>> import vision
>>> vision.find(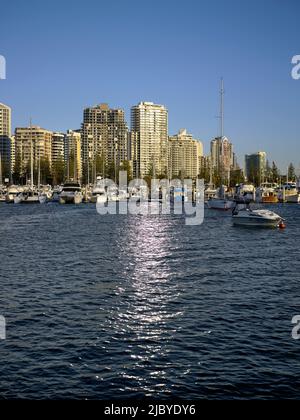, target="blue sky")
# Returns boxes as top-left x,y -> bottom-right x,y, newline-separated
1,0 -> 300,170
